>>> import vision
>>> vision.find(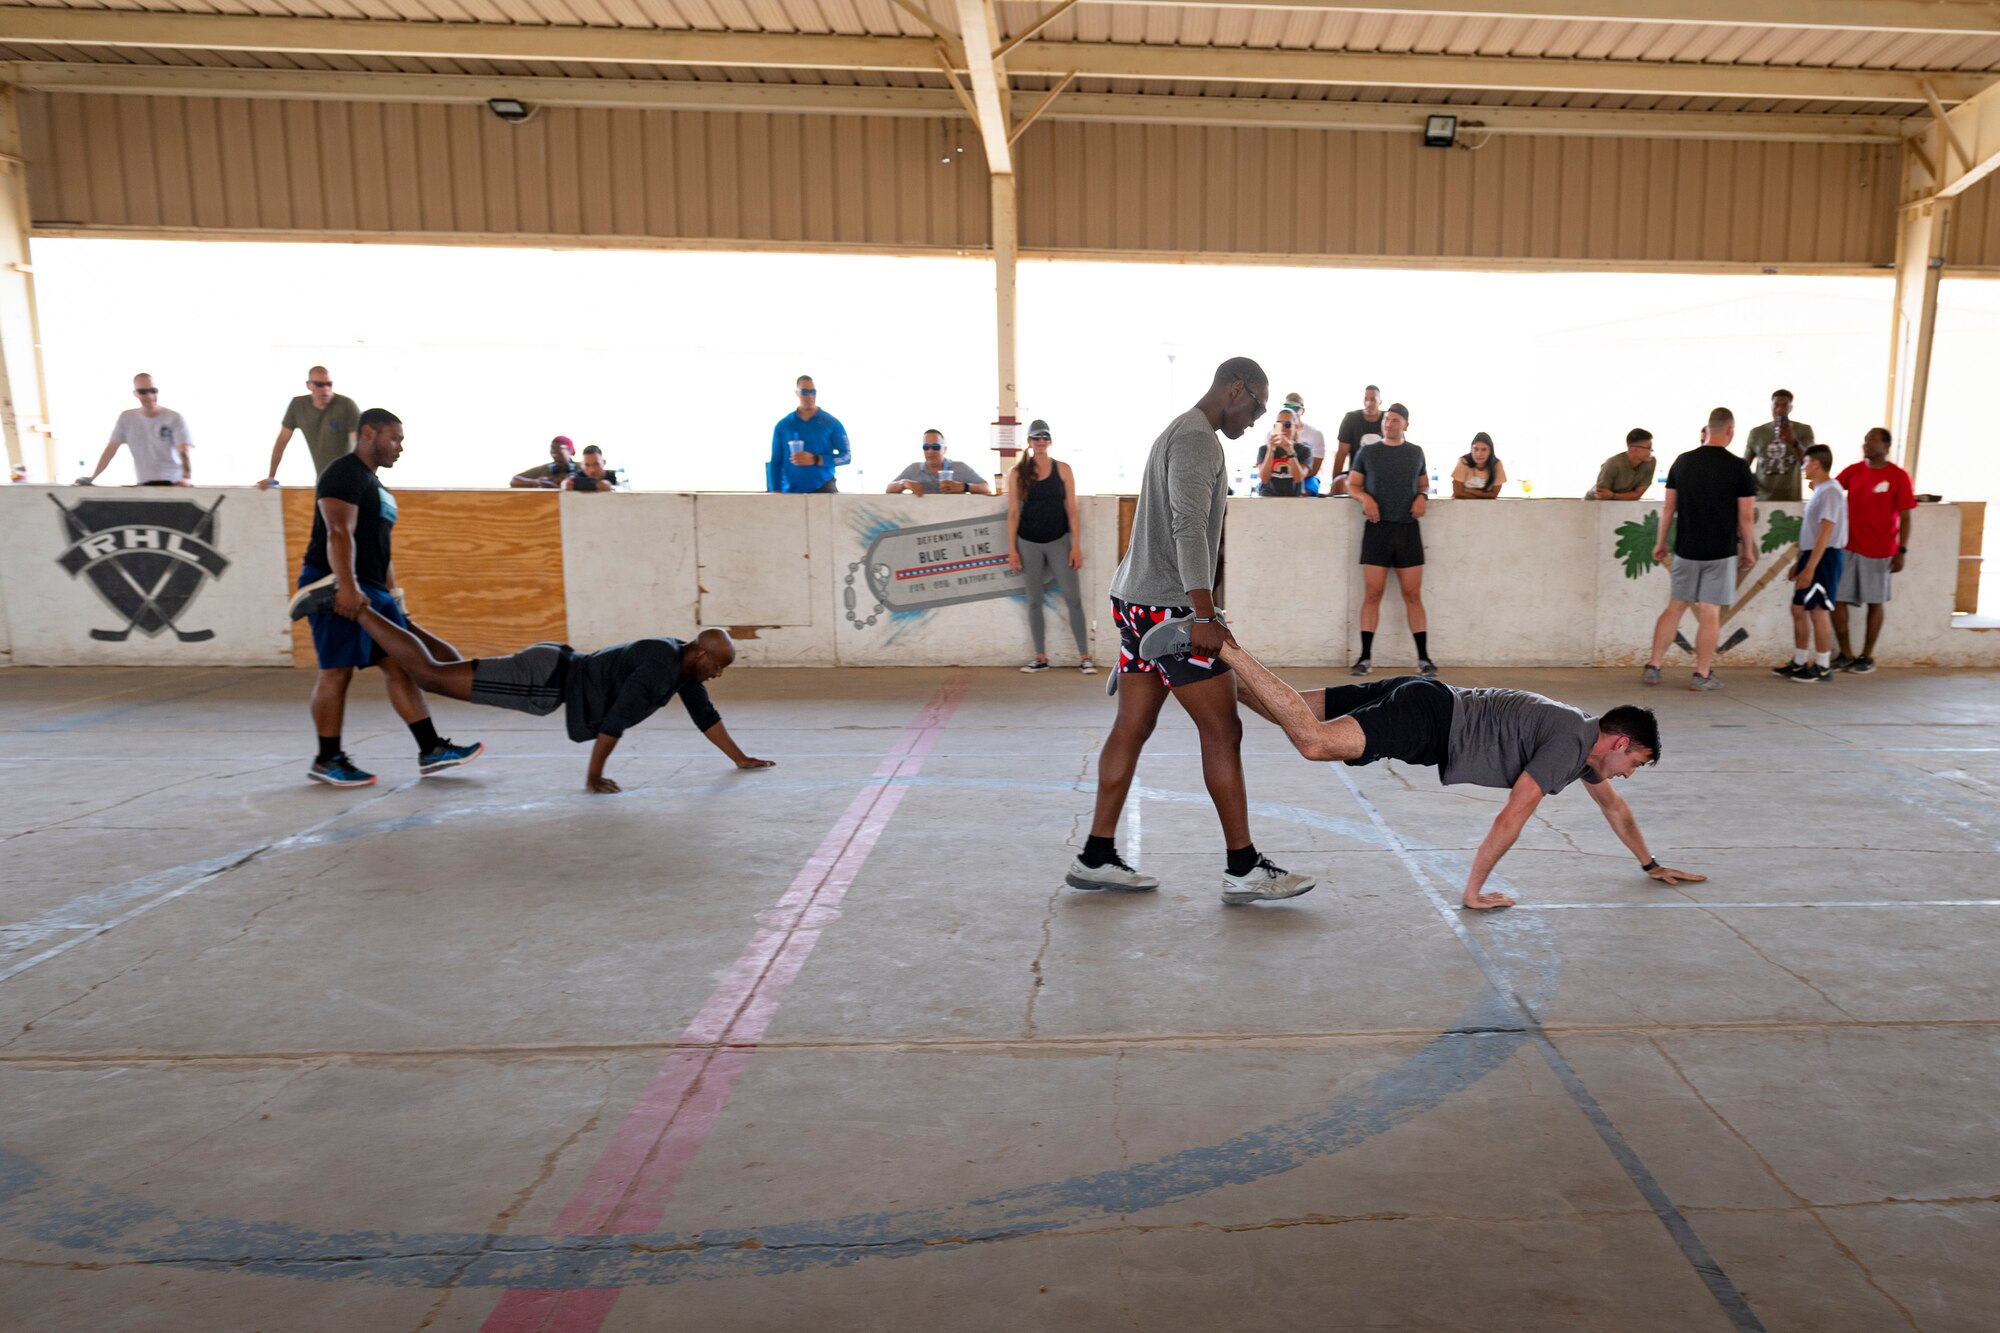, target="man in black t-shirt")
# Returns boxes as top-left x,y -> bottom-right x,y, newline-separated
1333,384 -> 1387,484
1346,403 -> 1434,678
286,408 -> 483,788
282,606 -> 775,793
1641,409 -> 1757,692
